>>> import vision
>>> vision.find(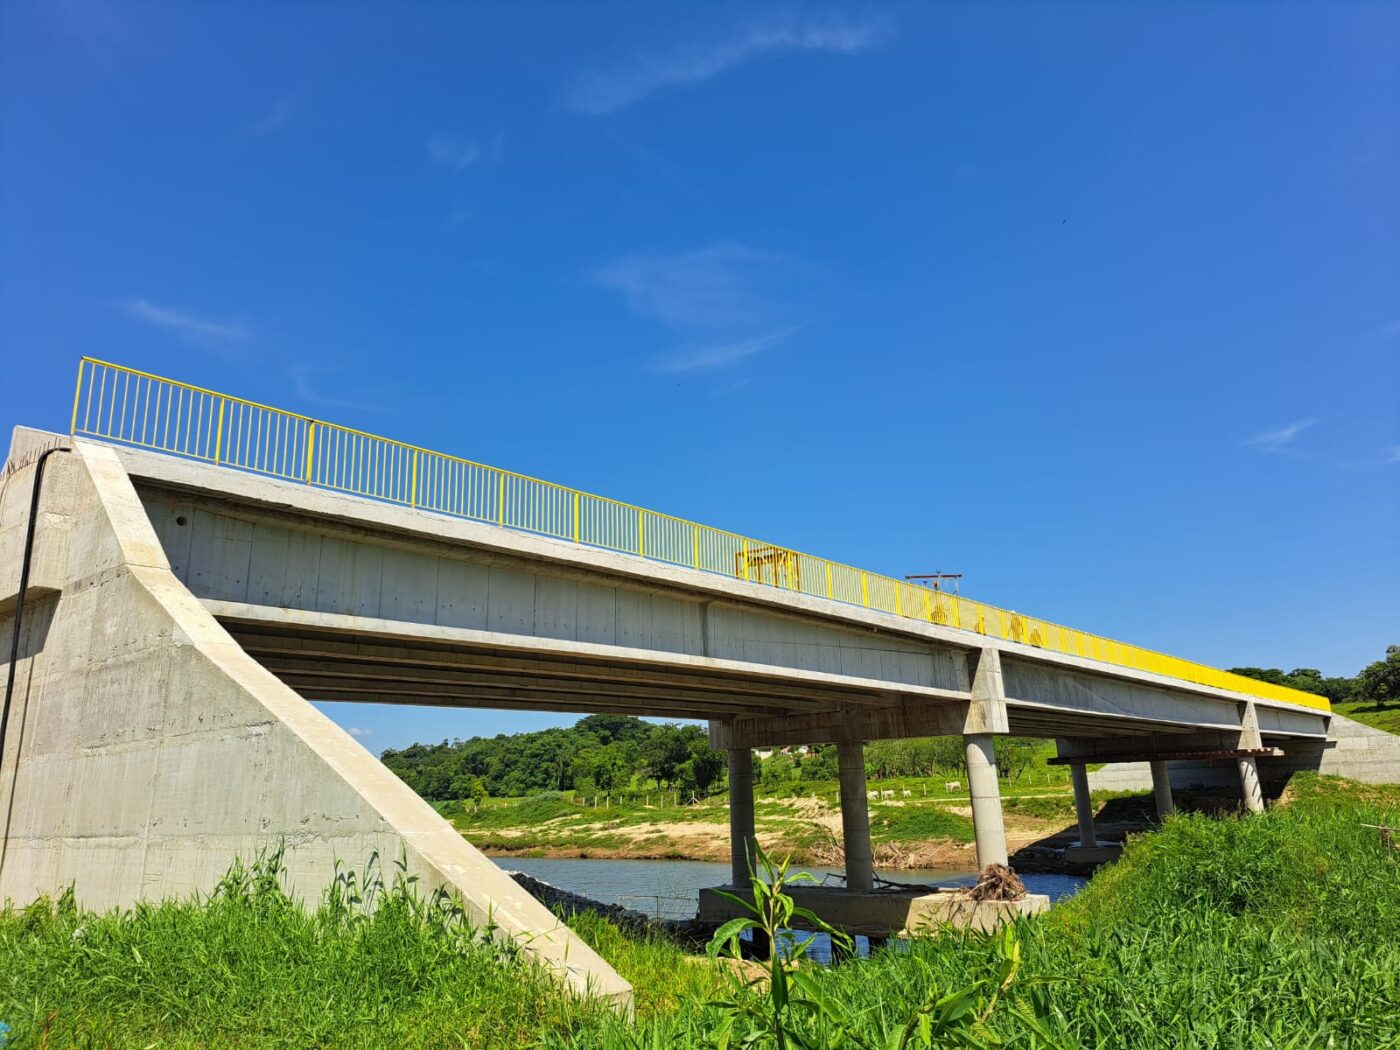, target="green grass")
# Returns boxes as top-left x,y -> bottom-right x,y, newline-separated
0,852 -> 600,1049
565,773 -> 1400,1049
868,804 -> 975,843
6,776 -> 1397,1048
1333,699 -> 1400,735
